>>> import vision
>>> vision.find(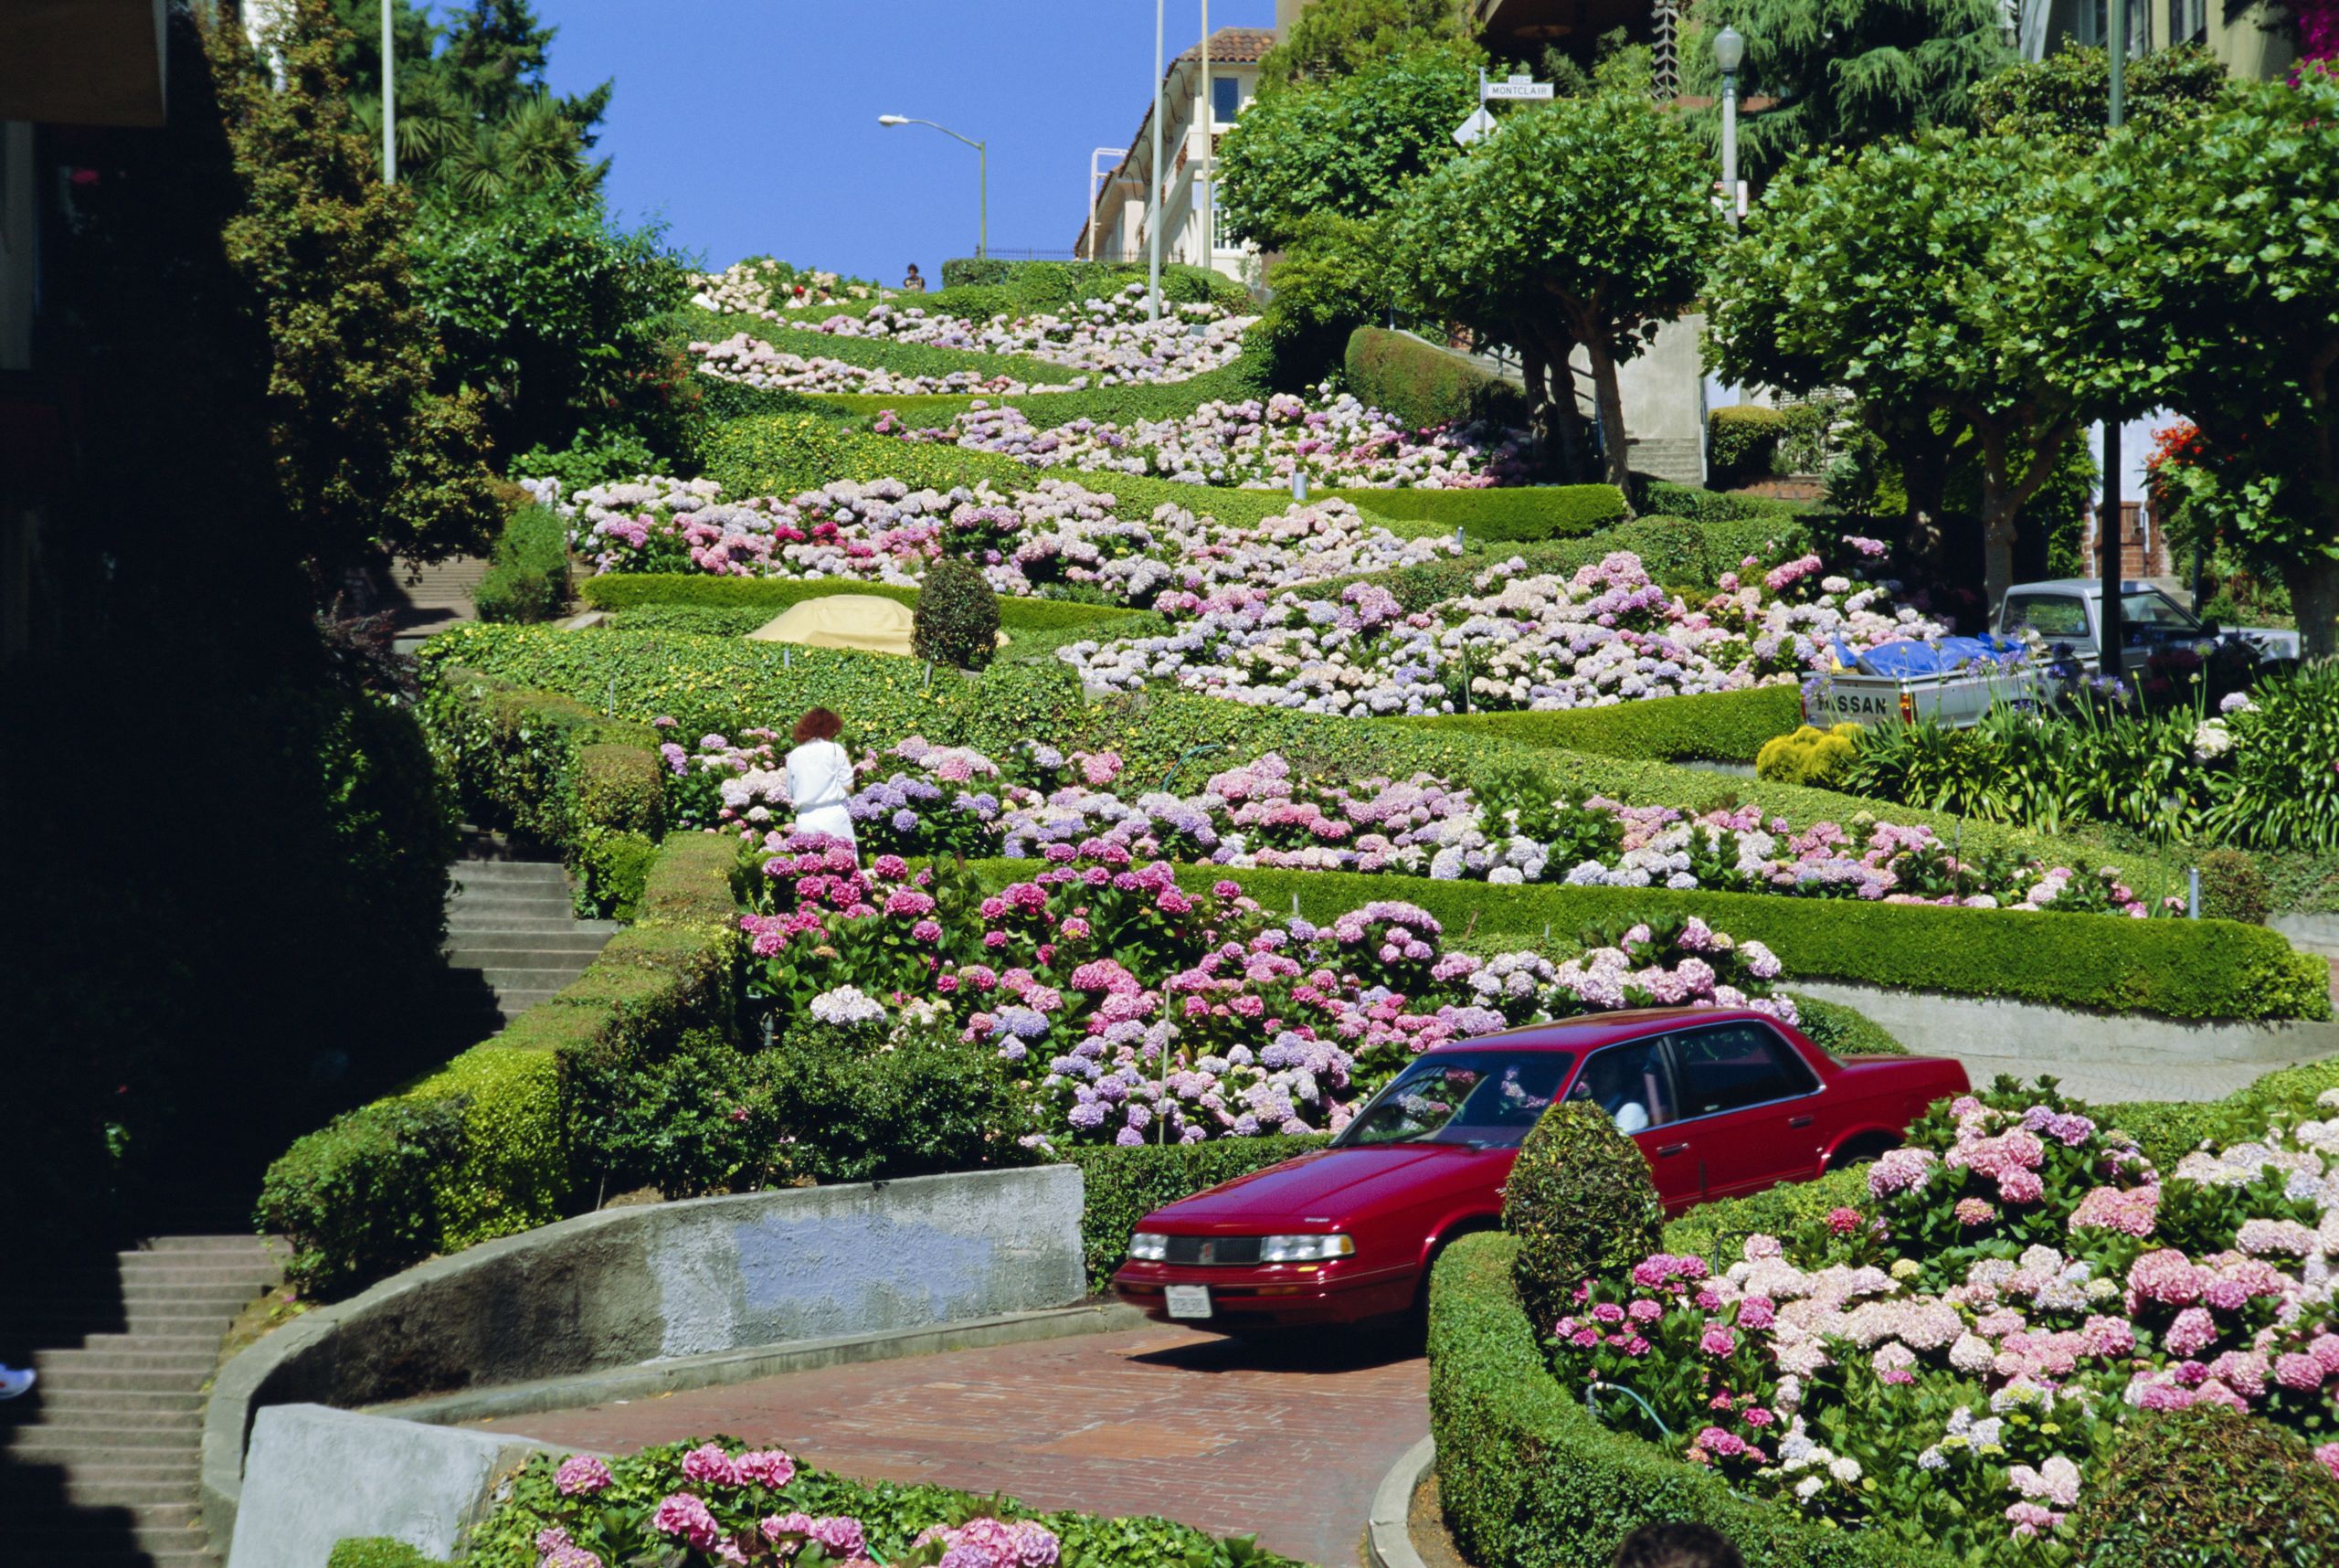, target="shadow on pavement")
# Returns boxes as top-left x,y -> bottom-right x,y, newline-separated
1126,1320 -> 1424,1375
